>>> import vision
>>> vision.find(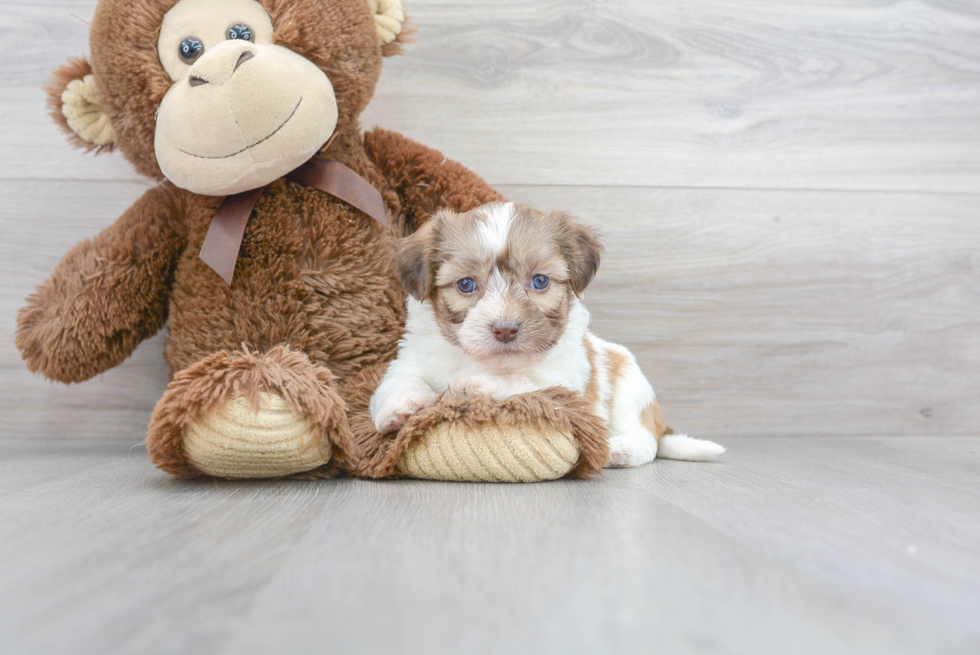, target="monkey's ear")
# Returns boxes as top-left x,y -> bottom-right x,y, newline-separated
45,57 -> 115,153
370,0 -> 414,56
